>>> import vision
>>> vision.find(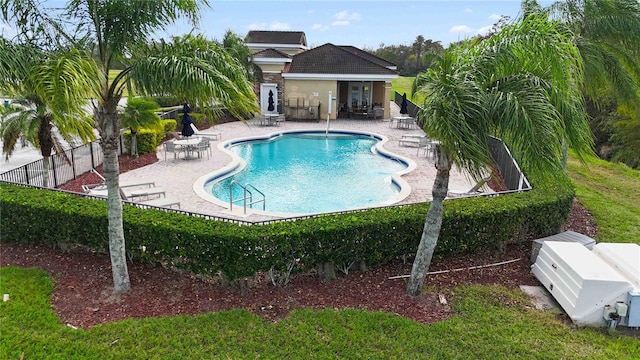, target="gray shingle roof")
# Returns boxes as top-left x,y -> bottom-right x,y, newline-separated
245,31 -> 307,46
286,43 -> 397,75
253,48 -> 291,59
338,45 -> 397,68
